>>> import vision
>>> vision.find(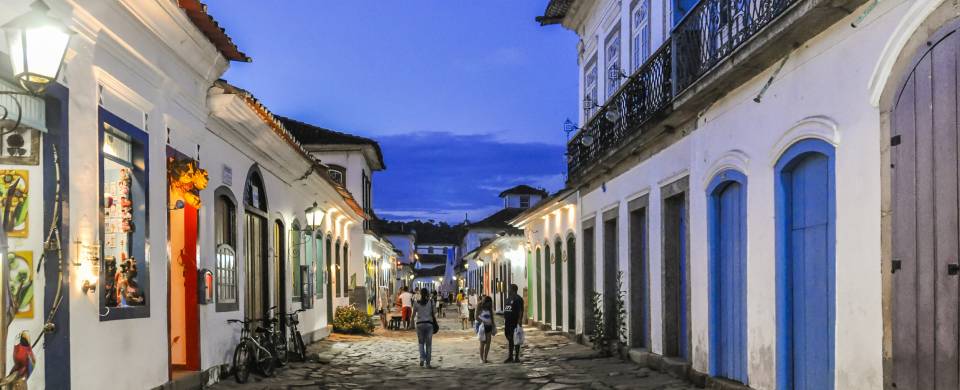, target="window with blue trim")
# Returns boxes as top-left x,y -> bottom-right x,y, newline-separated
99,107 -> 150,320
